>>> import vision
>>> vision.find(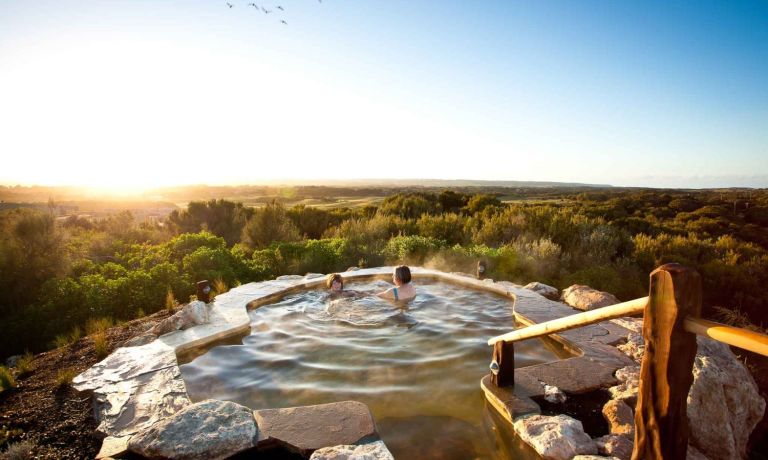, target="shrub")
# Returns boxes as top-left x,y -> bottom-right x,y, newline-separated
93,333 -> 109,360
85,317 -> 114,336
212,279 -> 229,297
0,440 -> 36,460
165,287 -> 178,312
14,352 -> 34,378
0,366 -> 15,391
54,368 -> 78,388
51,326 -> 81,349
241,201 -> 301,249
383,235 -> 446,264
